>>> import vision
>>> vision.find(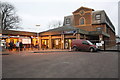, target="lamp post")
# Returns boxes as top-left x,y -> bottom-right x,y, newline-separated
36,25 -> 40,50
